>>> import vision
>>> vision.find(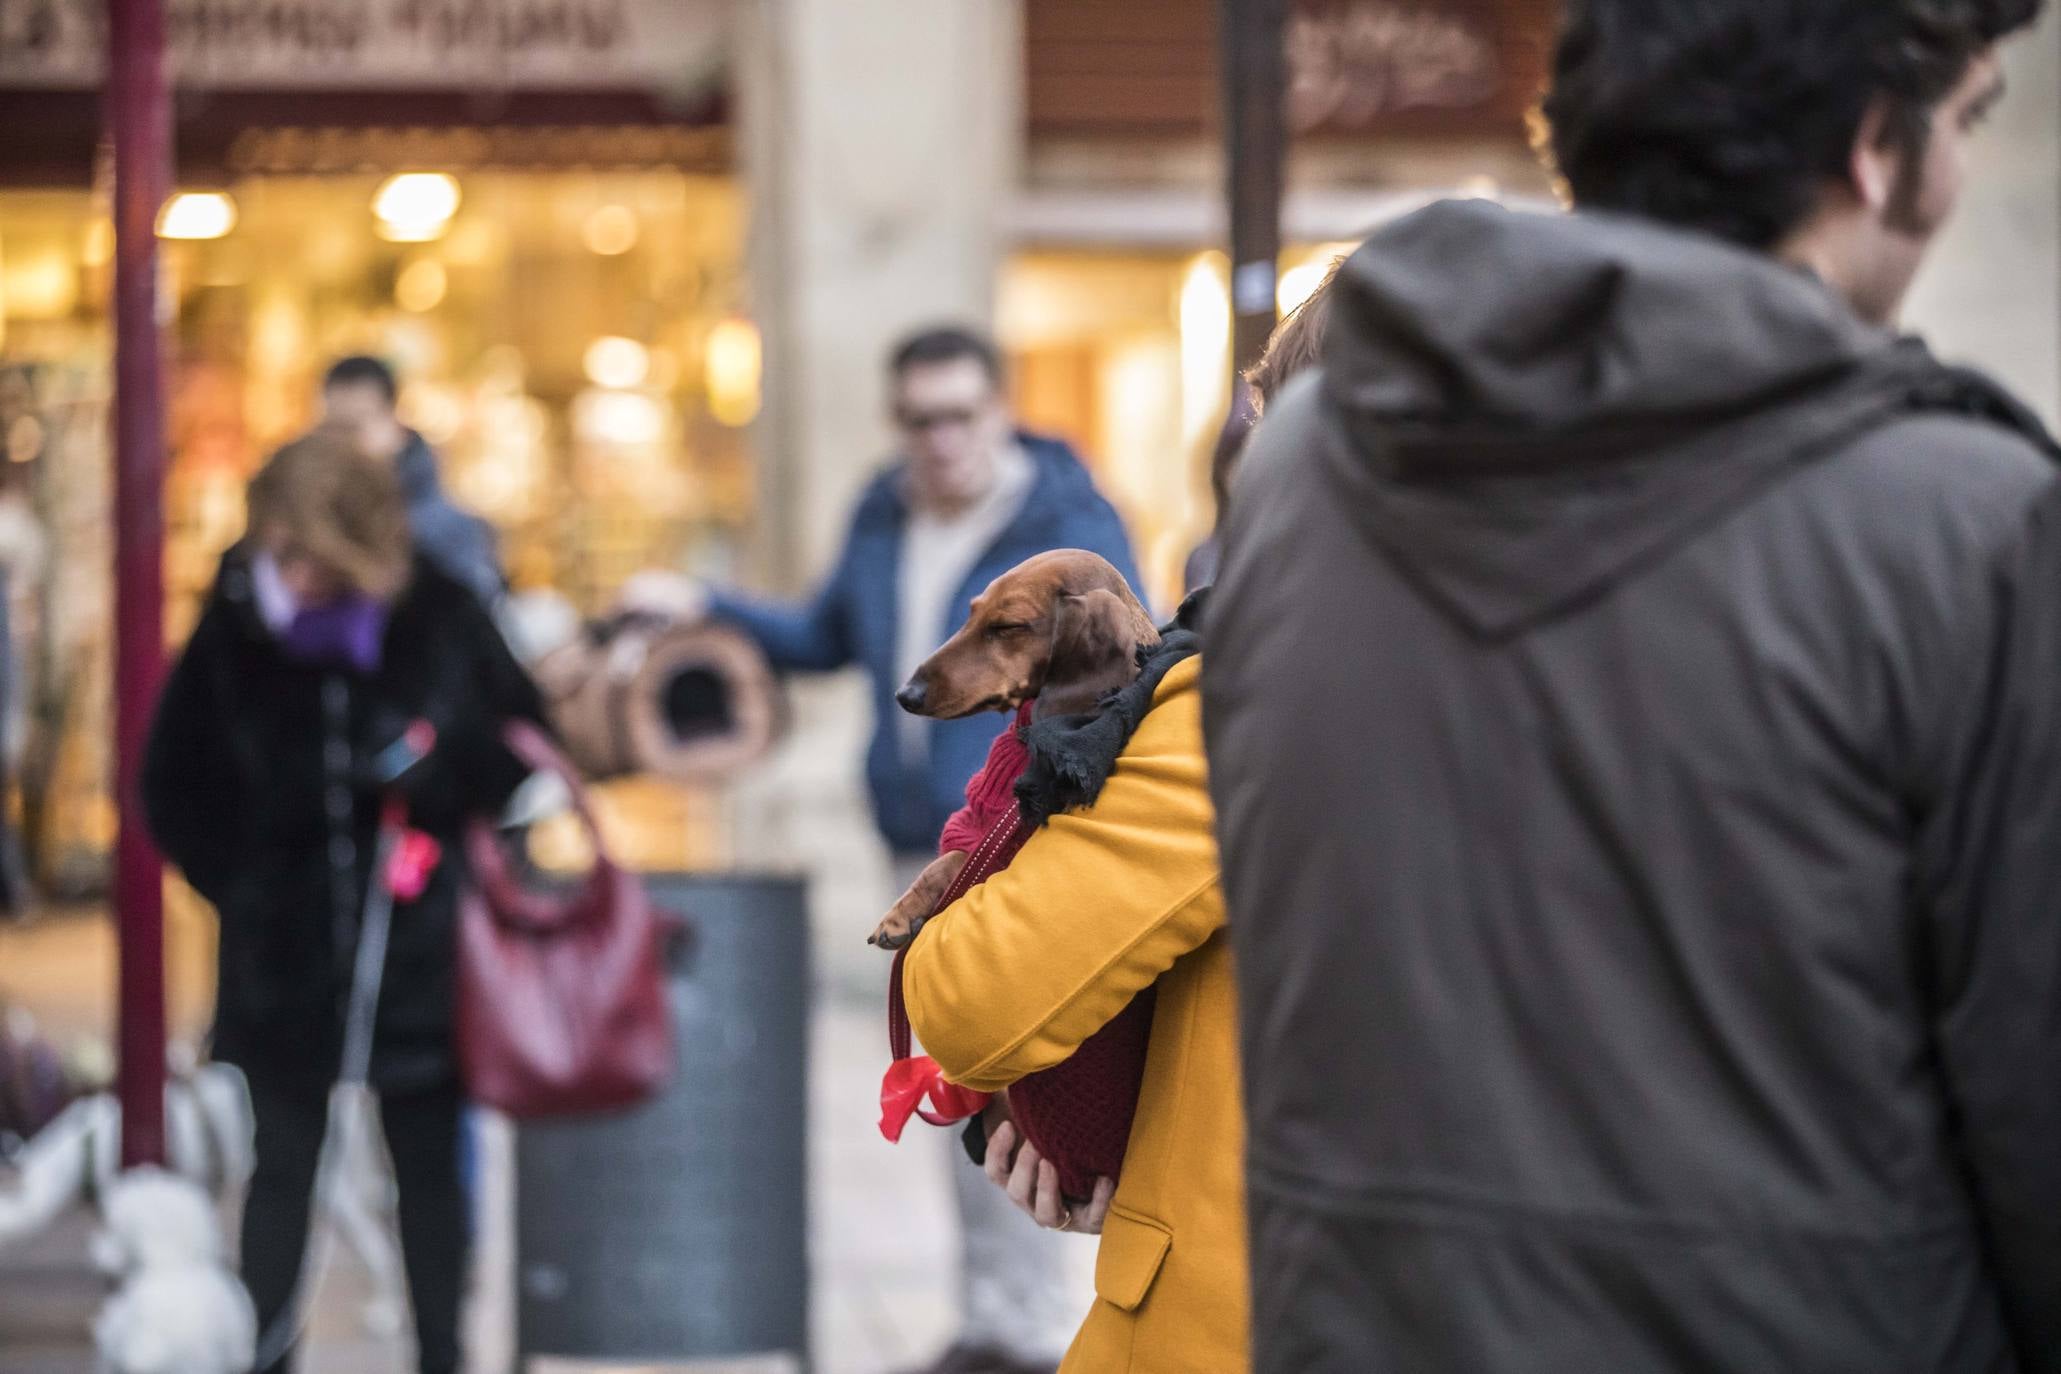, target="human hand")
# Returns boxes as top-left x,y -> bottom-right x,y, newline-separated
983,1121 -> 1115,1235
615,570 -> 710,625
